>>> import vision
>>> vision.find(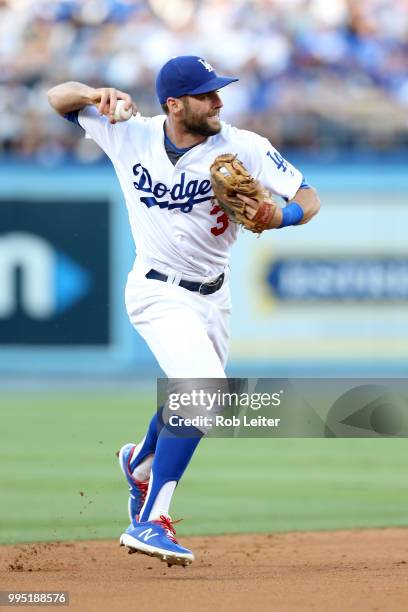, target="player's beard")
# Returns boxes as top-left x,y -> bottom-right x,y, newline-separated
182,99 -> 221,137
